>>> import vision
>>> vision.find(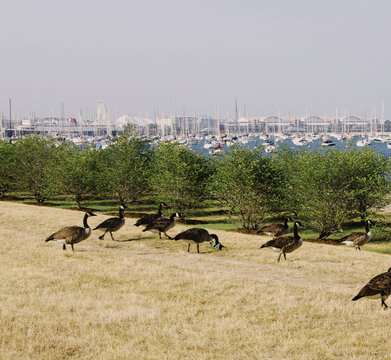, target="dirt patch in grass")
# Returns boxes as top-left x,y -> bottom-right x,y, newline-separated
230,228 -> 259,235
64,207 -> 101,213
303,237 -> 341,245
23,201 -> 58,207
107,211 -> 208,225
230,228 -> 342,245
1,195 -> 25,201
